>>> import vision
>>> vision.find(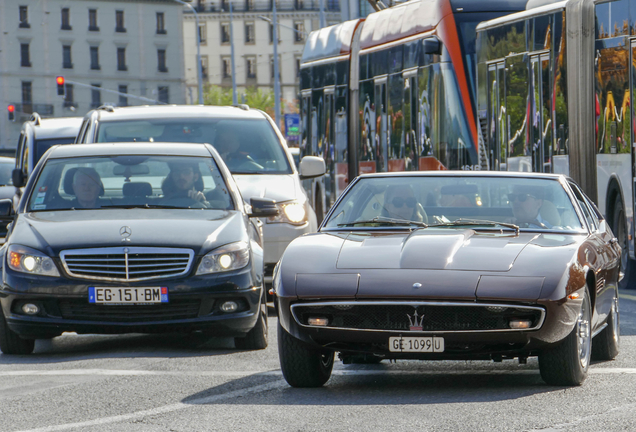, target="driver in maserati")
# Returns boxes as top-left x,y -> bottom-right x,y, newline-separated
509,185 -> 552,228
